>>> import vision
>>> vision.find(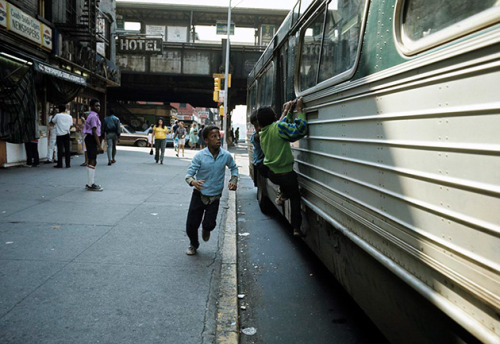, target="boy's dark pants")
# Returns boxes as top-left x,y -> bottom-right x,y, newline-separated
269,170 -> 302,229
186,190 -> 220,249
